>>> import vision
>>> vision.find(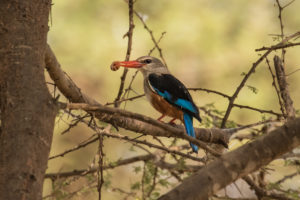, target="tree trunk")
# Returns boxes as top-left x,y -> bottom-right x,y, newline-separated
0,1 -> 56,199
